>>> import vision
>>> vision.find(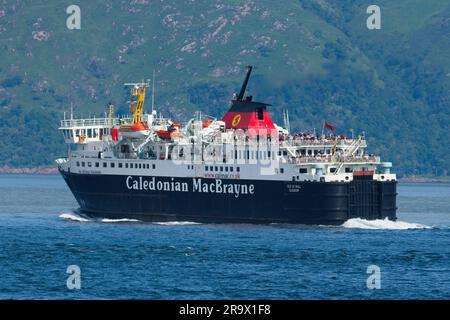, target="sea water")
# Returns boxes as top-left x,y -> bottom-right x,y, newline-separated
0,174 -> 448,299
